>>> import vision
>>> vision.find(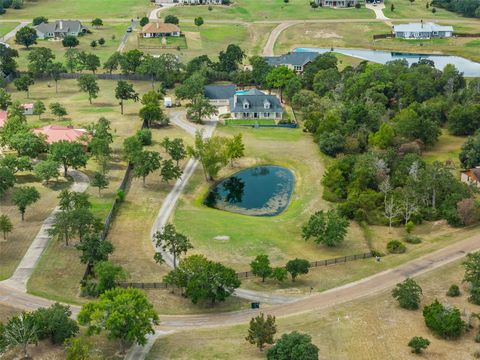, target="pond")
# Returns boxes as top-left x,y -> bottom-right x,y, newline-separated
204,165 -> 295,217
294,47 -> 480,77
